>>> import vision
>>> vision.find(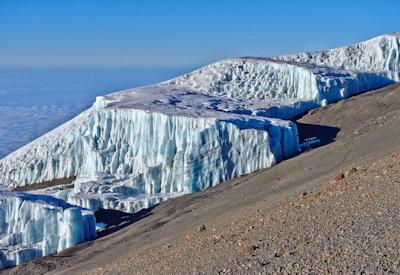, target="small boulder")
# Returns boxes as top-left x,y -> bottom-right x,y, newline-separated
334,173 -> 345,182
199,224 -> 206,232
